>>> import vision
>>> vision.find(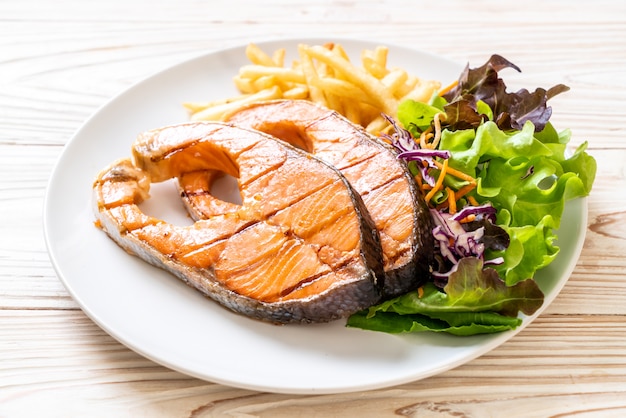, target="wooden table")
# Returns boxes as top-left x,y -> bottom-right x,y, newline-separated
2,0 -> 625,415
